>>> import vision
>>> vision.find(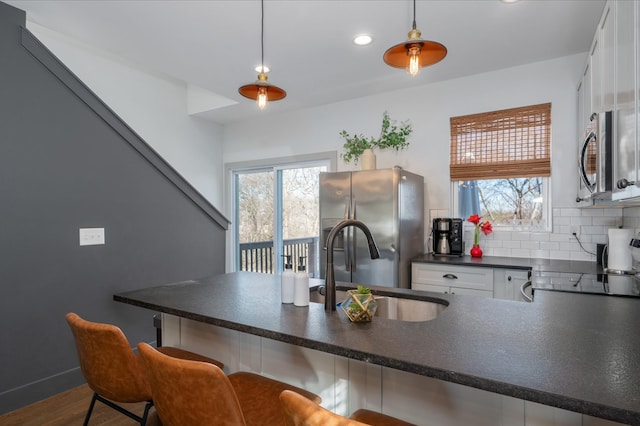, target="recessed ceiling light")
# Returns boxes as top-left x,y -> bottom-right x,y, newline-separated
254,65 -> 270,73
500,0 -> 521,3
353,34 -> 373,46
